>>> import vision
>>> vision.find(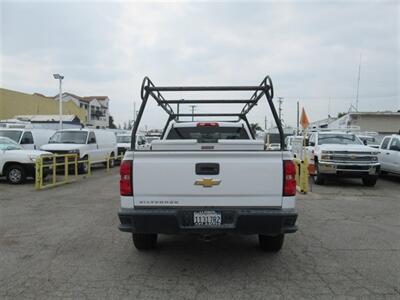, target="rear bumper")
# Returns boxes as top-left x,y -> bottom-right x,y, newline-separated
118,208 -> 298,235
